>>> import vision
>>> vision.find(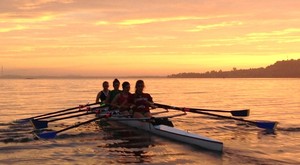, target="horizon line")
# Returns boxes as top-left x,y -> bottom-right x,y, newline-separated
1,58 -> 299,79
